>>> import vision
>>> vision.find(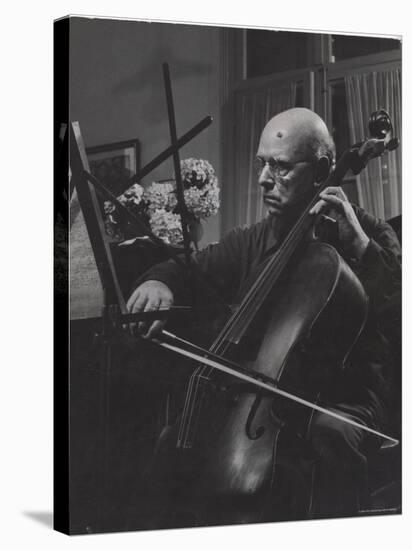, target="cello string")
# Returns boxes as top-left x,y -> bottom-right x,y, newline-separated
218,210 -> 311,341
179,228 -> 304,442
219,177 -> 331,344
177,365 -> 204,445
178,318 -> 238,446
215,217 -> 307,345
177,301 -> 230,444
